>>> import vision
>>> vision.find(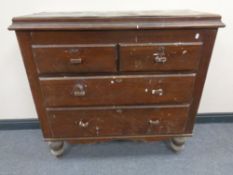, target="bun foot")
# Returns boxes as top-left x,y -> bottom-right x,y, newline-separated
48,141 -> 64,157
169,137 -> 186,152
